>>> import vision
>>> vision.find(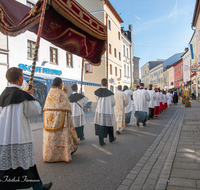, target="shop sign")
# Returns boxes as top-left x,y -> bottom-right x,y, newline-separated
18,63 -> 62,75
191,69 -> 200,72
